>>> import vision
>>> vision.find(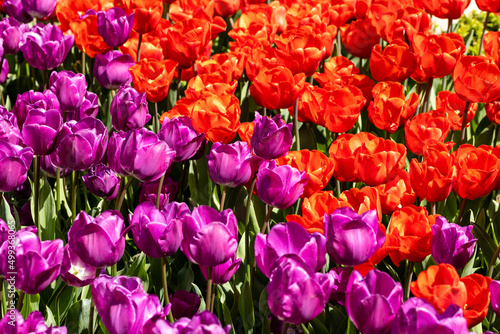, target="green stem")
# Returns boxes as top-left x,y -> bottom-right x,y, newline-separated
111,264 -> 117,276
294,98 -> 300,151
156,174 -> 165,209
479,12 -> 490,55
336,29 -> 342,57
82,52 -> 86,76
177,161 -> 189,201
282,322 -> 290,334
176,67 -> 182,101
16,291 -> 25,311
56,168 -> 61,214
88,268 -> 100,334
220,186 -> 227,212
488,242 -> 500,277
33,155 -> 40,233
460,102 -> 470,145
457,197 -> 467,226
55,284 -> 67,326
244,178 -> 256,266
404,261 -> 414,301
430,201 -> 436,215
71,171 -> 79,221
115,177 -> 133,212
154,102 -> 160,134
162,257 -> 175,322
206,267 -> 213,312
137,34 -> 143,63
261,205 -> 273,234
420,77 -> 434,115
